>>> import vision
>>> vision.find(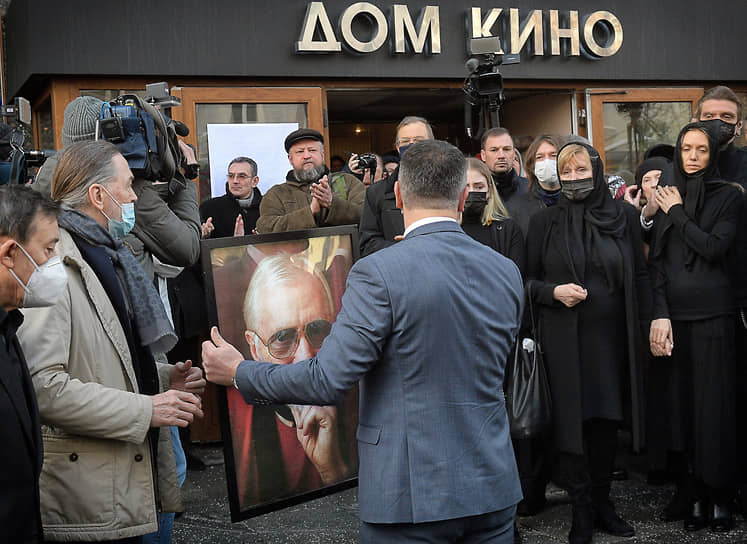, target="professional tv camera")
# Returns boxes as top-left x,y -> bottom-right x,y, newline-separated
96,82 -> 197,194
463,38 -> 519,141
0,97 -> 49,185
